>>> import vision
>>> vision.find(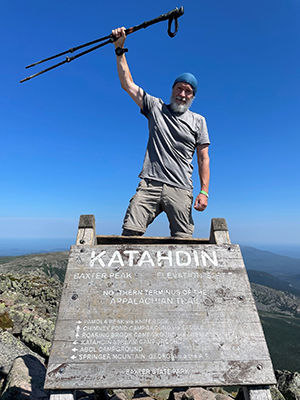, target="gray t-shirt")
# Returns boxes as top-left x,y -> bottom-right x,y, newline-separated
139,92 -> 210,191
